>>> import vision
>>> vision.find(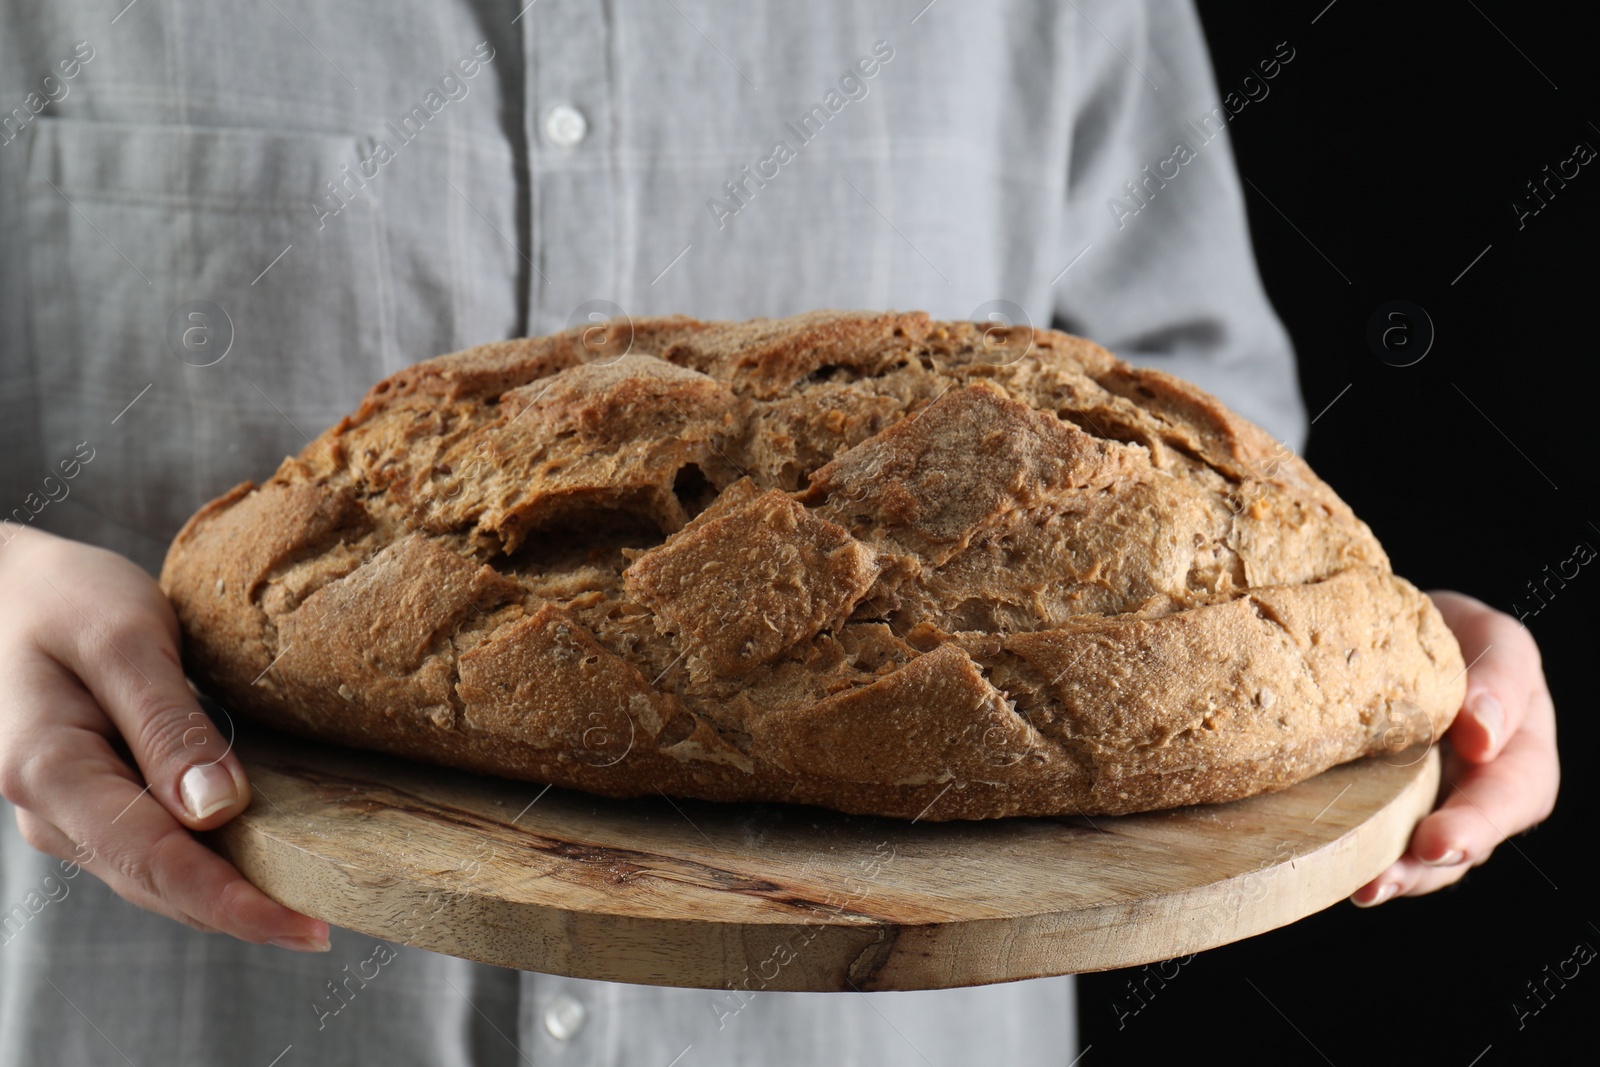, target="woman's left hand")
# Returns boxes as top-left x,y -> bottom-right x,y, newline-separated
1350,590 -> 1559,906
